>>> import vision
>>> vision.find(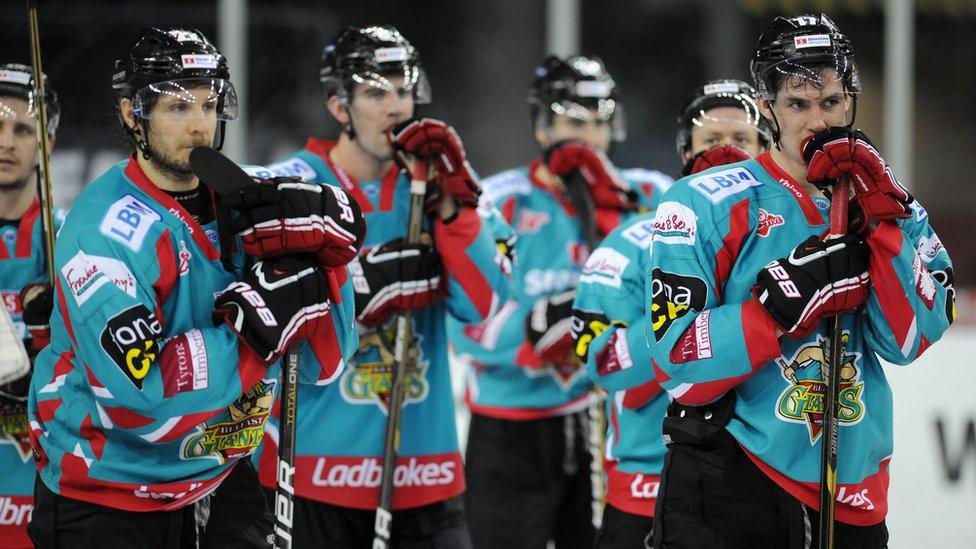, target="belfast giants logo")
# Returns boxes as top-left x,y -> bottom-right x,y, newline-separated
774,332 -> 866,444
180,378 -> 276,463
340,319 -> 430,414
0,405 -> 31,463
